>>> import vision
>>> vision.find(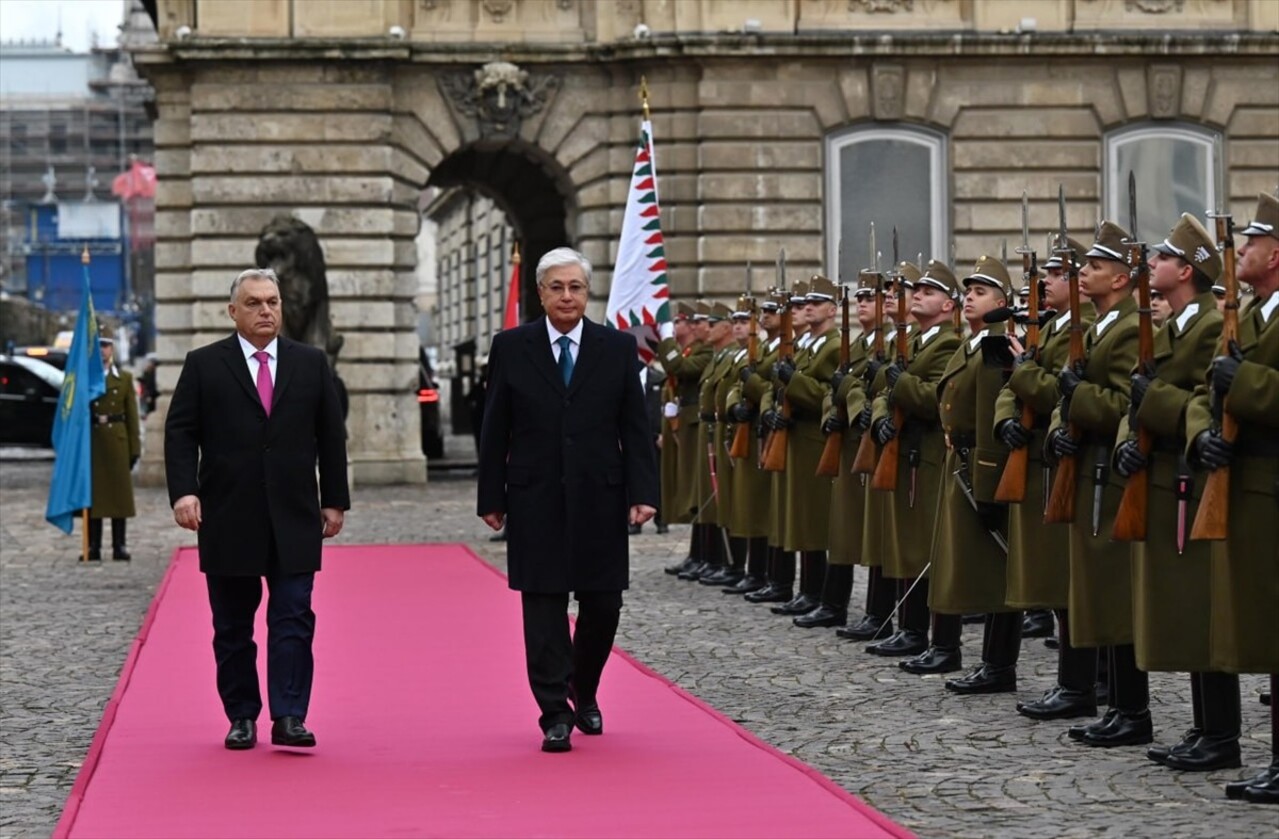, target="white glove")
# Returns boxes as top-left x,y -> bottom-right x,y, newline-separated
658,321 -> 675,340
663,401 -> 679,418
